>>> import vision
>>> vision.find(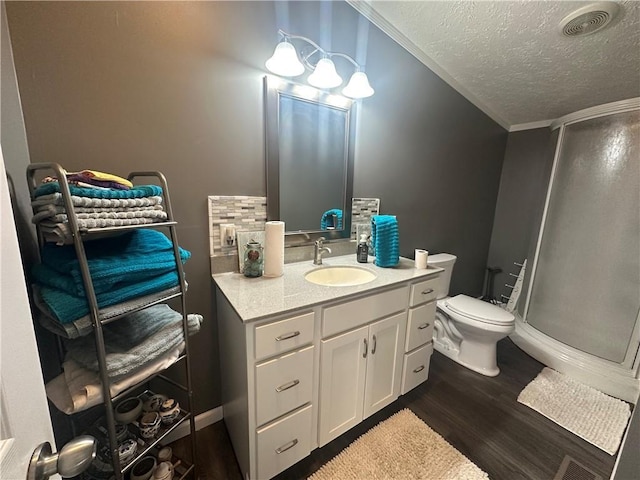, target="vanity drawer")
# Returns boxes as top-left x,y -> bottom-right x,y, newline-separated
255,345 -> 314,426
409,276 -> 439,307
322,286 -> 409,338
401,343 -> 433,395
255,311 -> 314,361
256,404 -> 313,480
405,301 -> 436,352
